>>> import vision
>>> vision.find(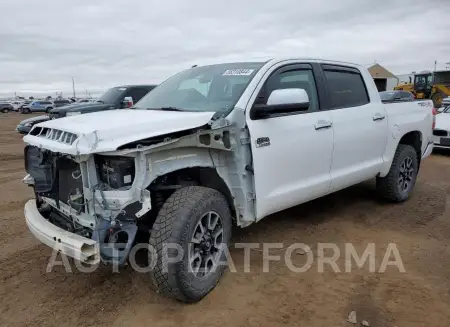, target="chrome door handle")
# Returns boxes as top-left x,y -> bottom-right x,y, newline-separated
373,113 -> 386,121
314,120 -> 332,130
